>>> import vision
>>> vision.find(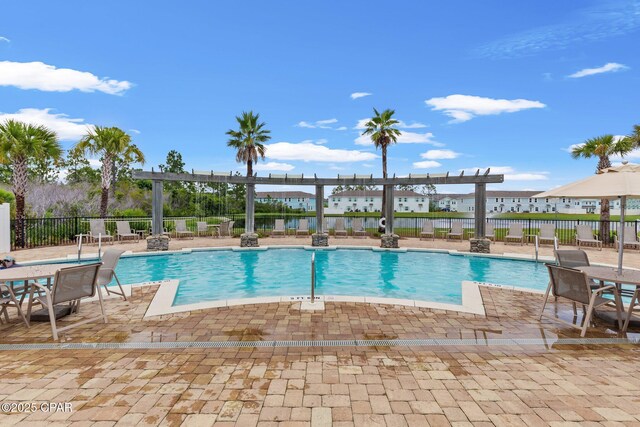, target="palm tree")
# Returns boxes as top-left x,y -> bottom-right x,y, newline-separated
571,134 -> 635,243
627,124 -> 640,147
362,108 -> 401,218
0,120 -> 62,247
226,111 -> 270,176
73,126 -> 145,217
